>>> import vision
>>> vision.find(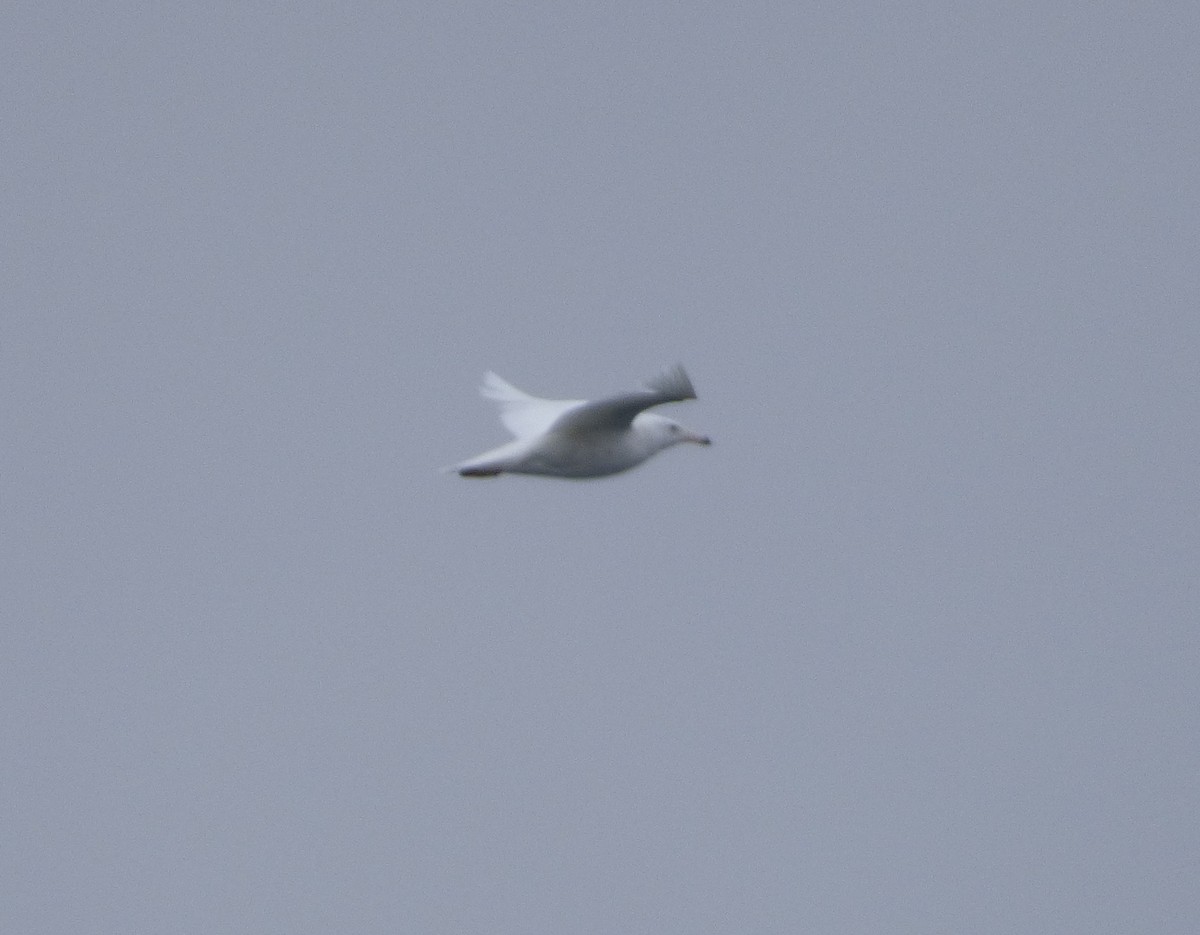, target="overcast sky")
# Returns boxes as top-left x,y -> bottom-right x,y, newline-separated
4,3 -> 1198,933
